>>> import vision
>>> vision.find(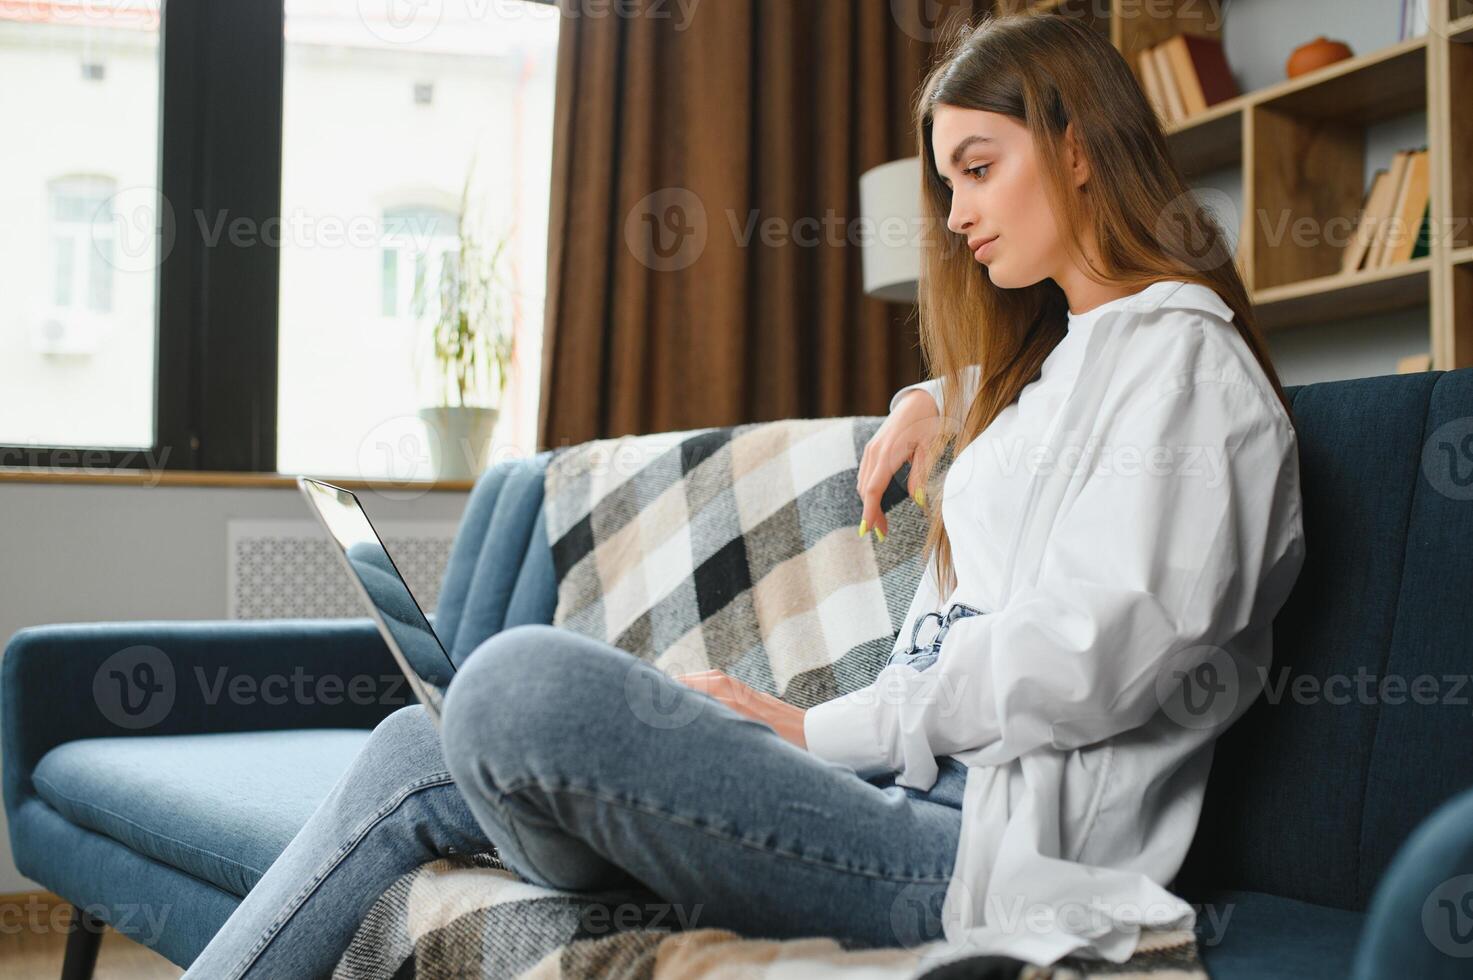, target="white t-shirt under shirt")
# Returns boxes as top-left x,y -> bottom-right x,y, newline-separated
803,280 -> 1306,968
